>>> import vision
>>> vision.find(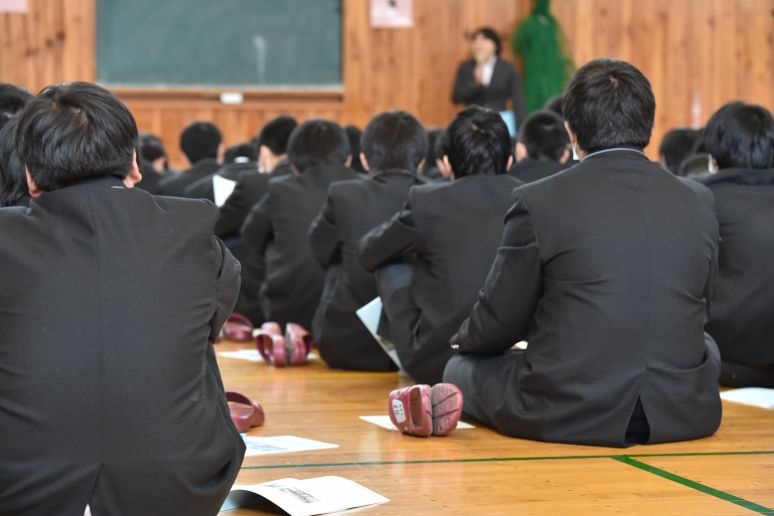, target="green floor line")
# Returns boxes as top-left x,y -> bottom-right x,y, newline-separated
614,456 -> 774,515
240,449 -> 774,471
